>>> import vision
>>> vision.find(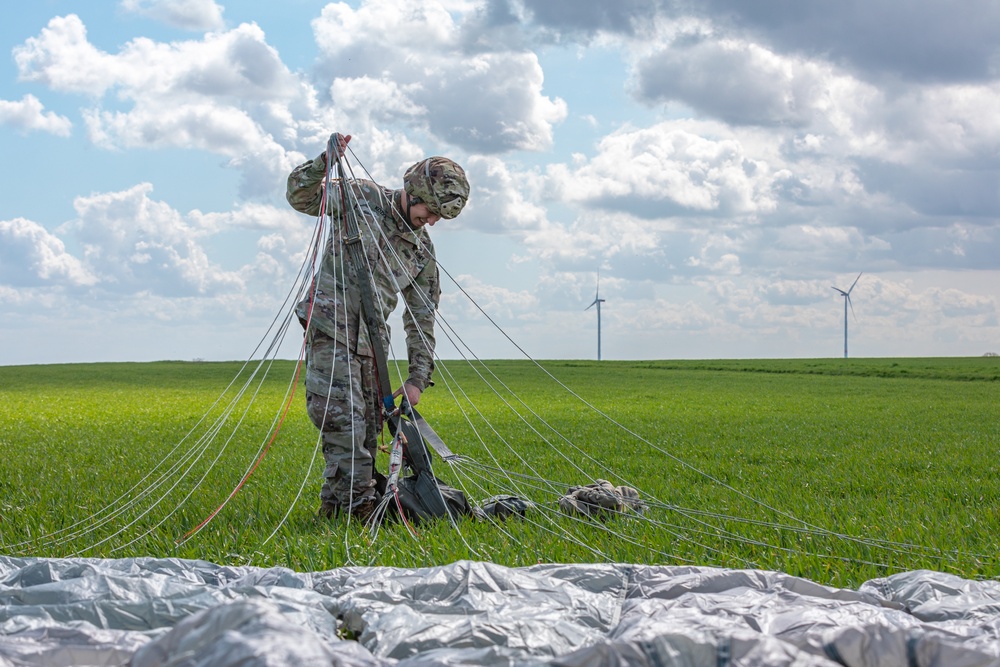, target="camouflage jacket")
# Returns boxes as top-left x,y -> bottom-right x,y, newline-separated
286,154 -> 440,391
